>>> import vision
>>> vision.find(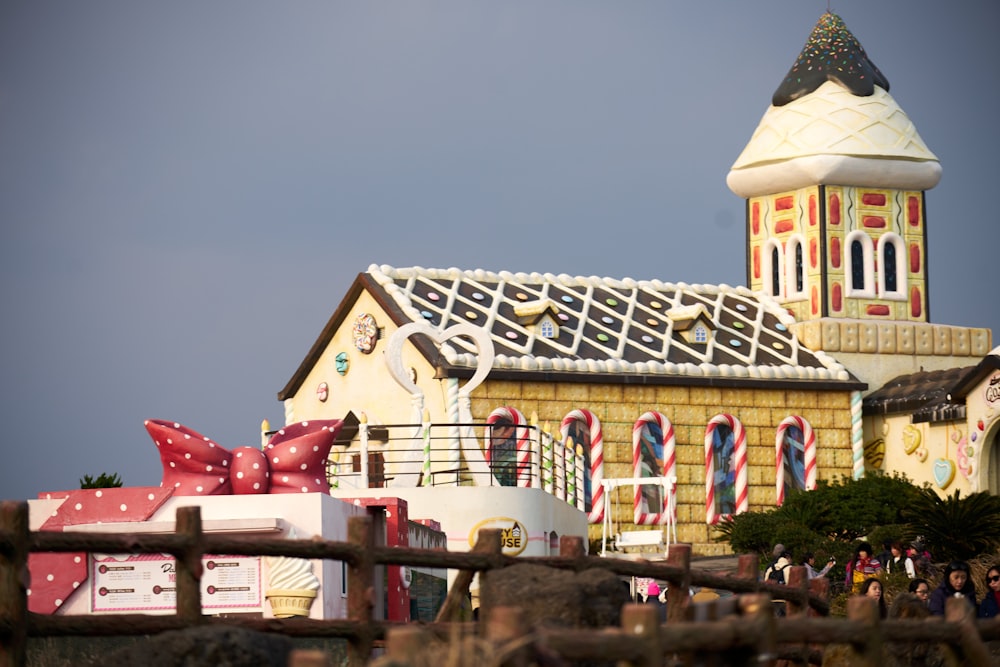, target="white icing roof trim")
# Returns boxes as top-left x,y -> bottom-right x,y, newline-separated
369,264 -> 853,382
